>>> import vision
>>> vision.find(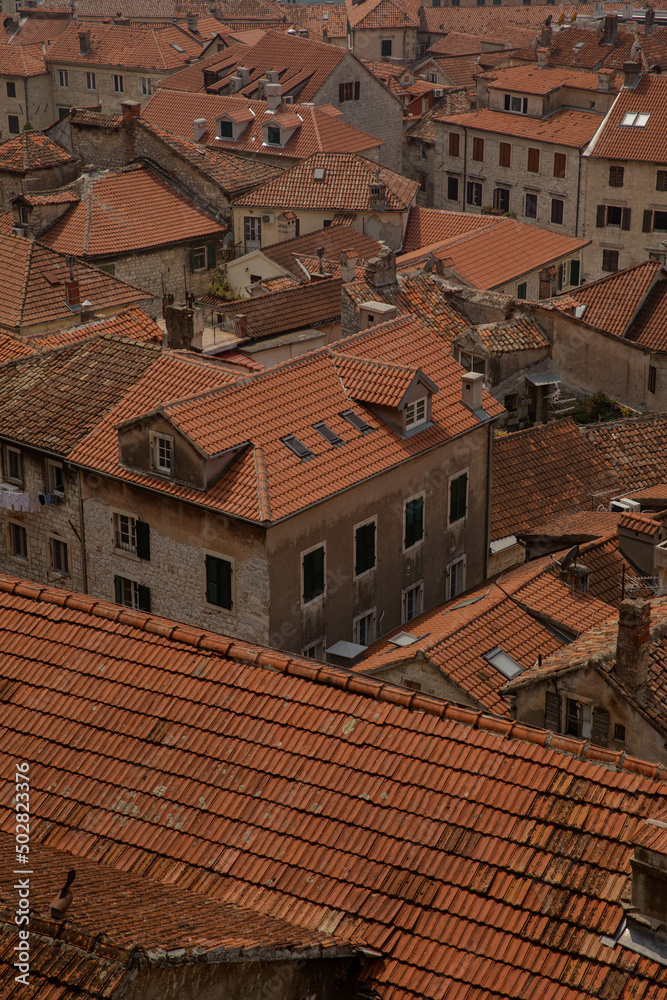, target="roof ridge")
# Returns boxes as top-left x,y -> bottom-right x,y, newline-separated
1,572 -> 664,781
15,238 -> 33,329
331,351 -> 419,375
